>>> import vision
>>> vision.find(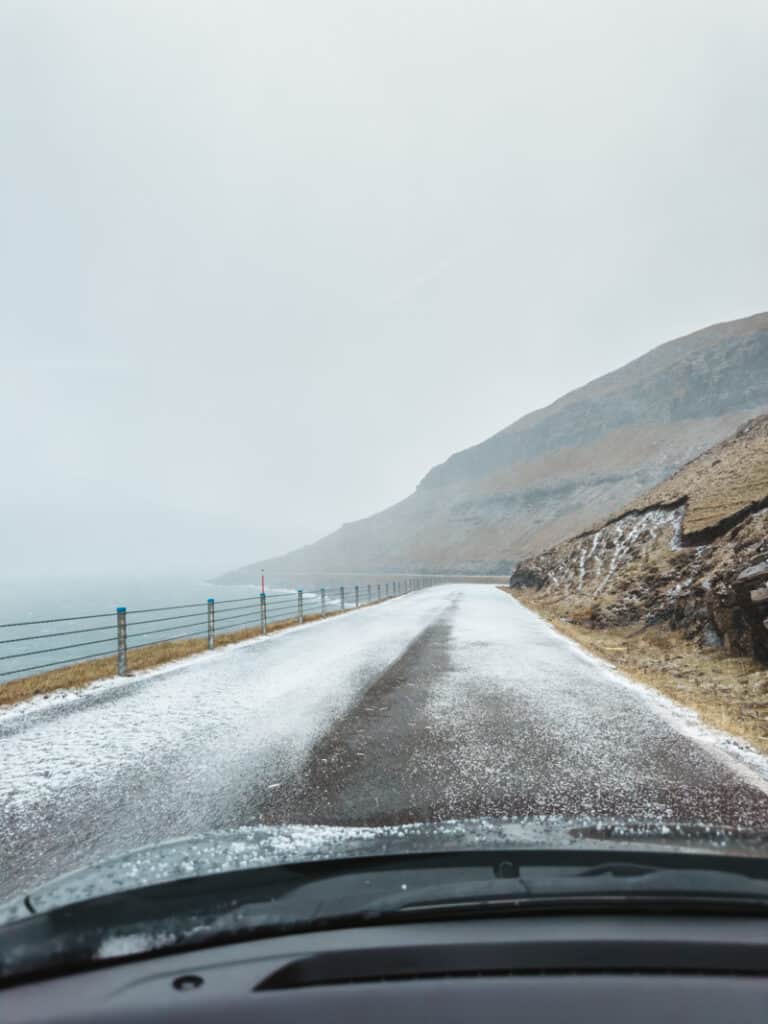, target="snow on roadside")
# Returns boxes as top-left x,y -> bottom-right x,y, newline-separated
501,590 -> 768,795
0,589 -> 455,895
